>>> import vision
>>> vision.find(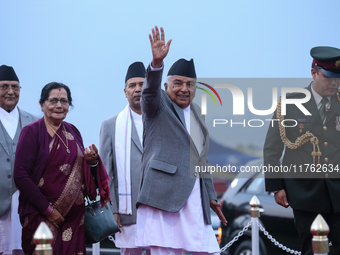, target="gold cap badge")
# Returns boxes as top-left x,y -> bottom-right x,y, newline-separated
336,60 -> 340,68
